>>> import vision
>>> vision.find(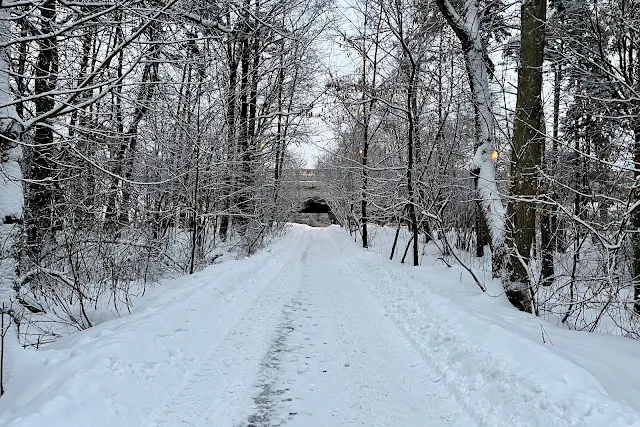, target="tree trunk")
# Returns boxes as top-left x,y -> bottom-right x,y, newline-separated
358,2 -> 383,249
14,20 -> 28,120
25,0 -> 58,259
505,0 -> 547,313
540,211 -> 554,286
397,6 -> 420,266
0,4 -> 24,293
219,20 -> 239,242
434,0 -> 507,276
540,115 -> 554,286
633,120 -> 640,313
406,69 -> 419,266
360,60 -> 369,249
631,31 -> 640,314
551,54 -> 563,252
189,42 -> 205,275
104,22 -> 125,228
475,199 -> 488,257
272,38 -> 286,225
633,62 -> 640,312
541,52 -> 564,284
361,119 -> 369,249
236,18 -> 252,234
